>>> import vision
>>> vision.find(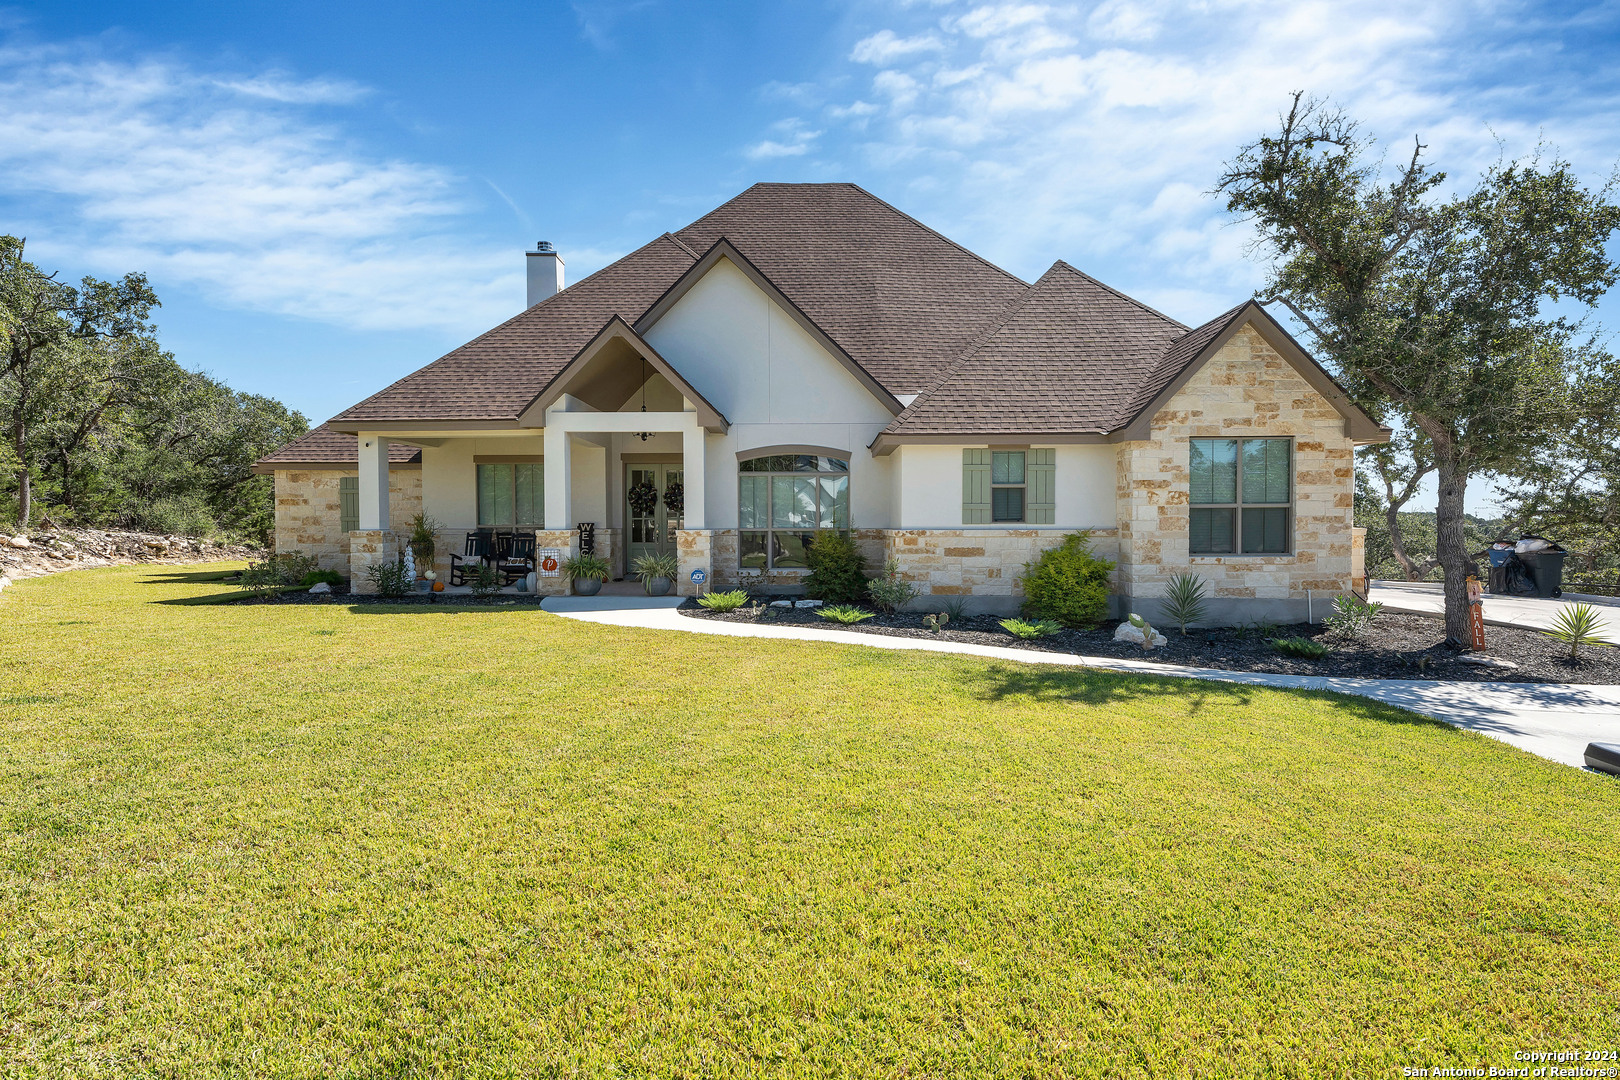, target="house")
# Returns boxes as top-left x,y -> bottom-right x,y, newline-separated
255,183 -> 1385,620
